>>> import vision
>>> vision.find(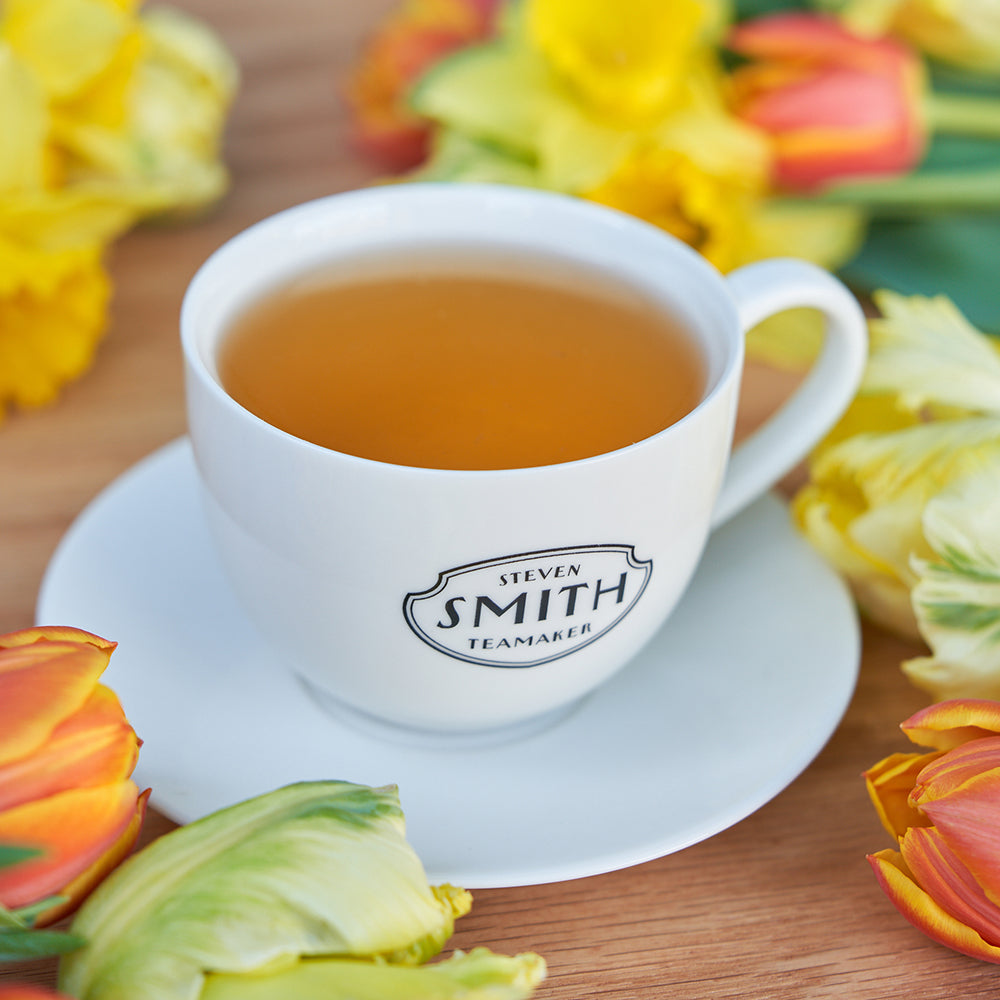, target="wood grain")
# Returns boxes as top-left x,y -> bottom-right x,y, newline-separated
2,1 -> 998,996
